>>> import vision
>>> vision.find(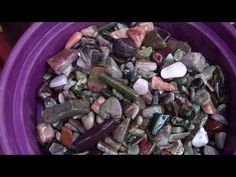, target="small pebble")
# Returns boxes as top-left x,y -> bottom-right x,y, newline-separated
91,96 -> 106,114
110,28 -> 128,39
37,123 -> 55,144
192,127 -> 209,147
181,52 -> 206,72
61,127 -> 73,149
49,142 -> 67,155
65,32 -> 82,49
124,103 -> 140,119
203,145 -> 219,155
151,76 -> 178,92
133,78 -> 149,95
161,62 -> 187,79
137,22 -> 154,32
127,26 -> 147,47
113,38 -> 137,58
142,105 -> 165,118
135,60 -> 157,71
105,57 -> 123,79
49,74 -> 68,88
81,112 -> 95,130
